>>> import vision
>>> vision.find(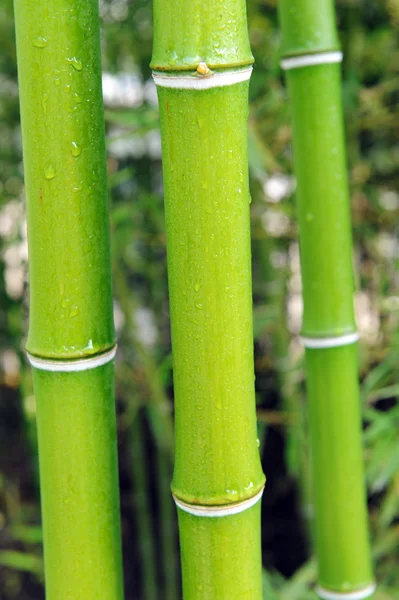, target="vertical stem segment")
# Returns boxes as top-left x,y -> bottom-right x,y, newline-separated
13,0 -> 124,597
152,2 -> 265,598
278,1 -> 374,598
